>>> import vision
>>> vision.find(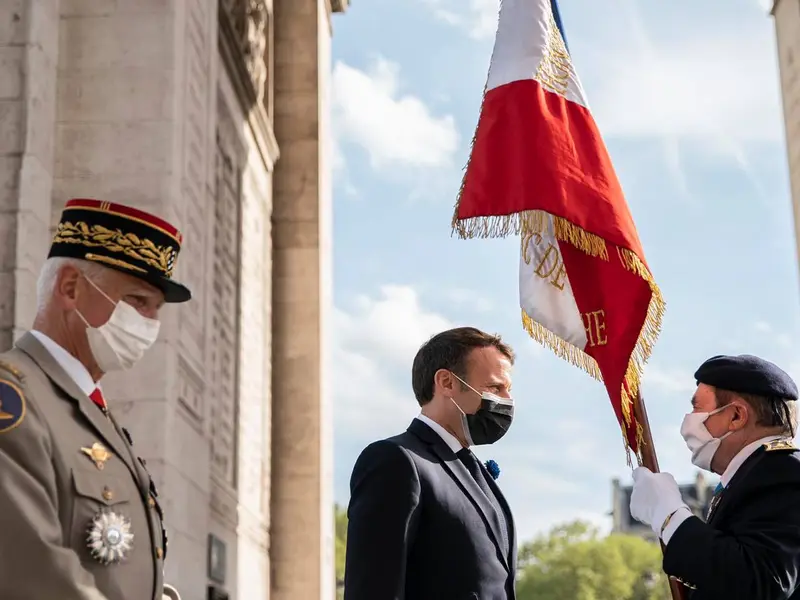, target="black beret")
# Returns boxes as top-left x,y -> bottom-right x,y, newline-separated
694,354 -> 798,401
